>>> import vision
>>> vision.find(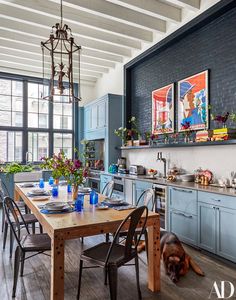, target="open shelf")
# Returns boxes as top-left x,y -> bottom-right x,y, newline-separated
120,139 -> 236,150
